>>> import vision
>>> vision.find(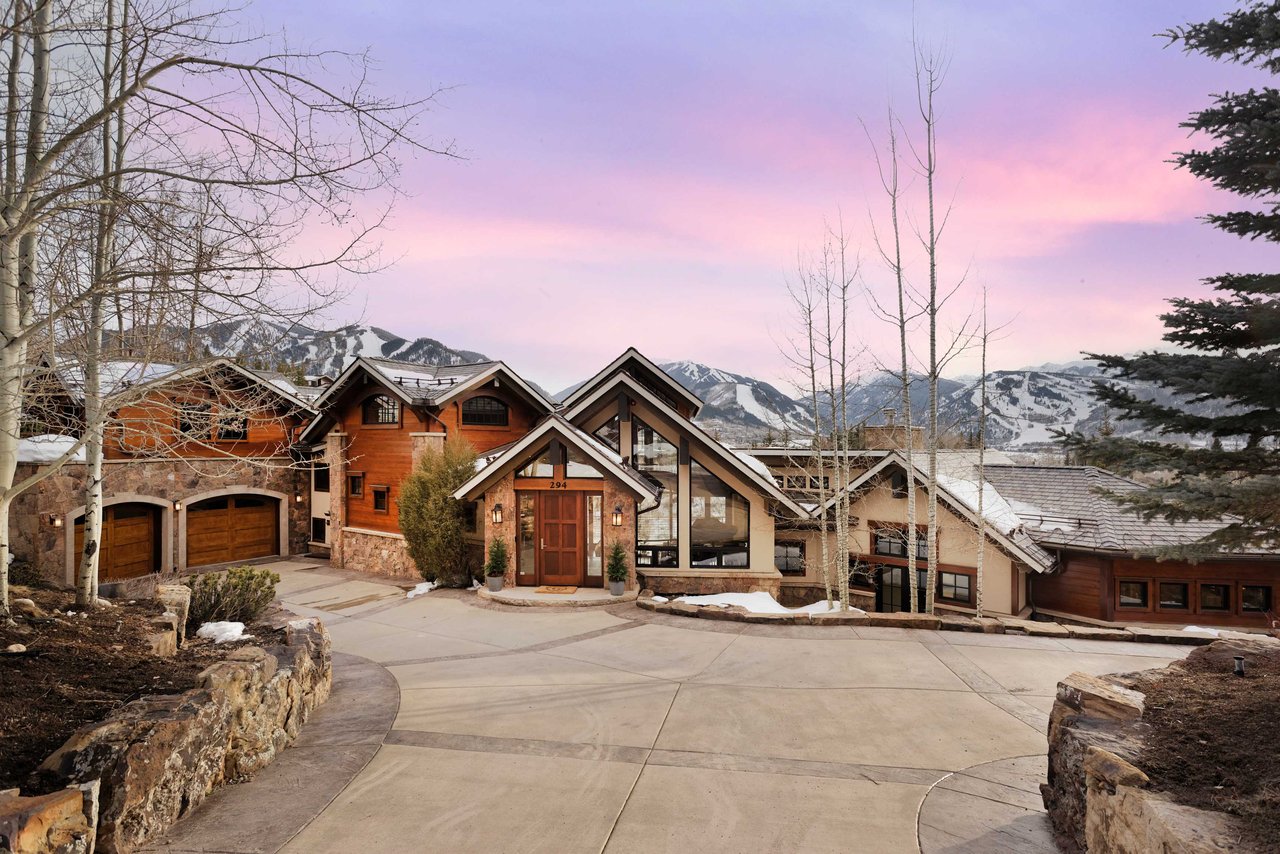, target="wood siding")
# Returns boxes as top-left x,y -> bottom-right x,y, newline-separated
435,384 -> 542,454
1033,555 -> 1106,620
340,383 -> 425,534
